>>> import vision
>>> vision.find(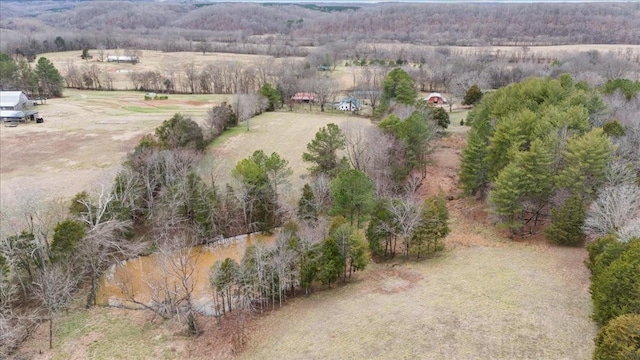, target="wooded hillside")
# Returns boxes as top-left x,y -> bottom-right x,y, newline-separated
1,2 -> 639,57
